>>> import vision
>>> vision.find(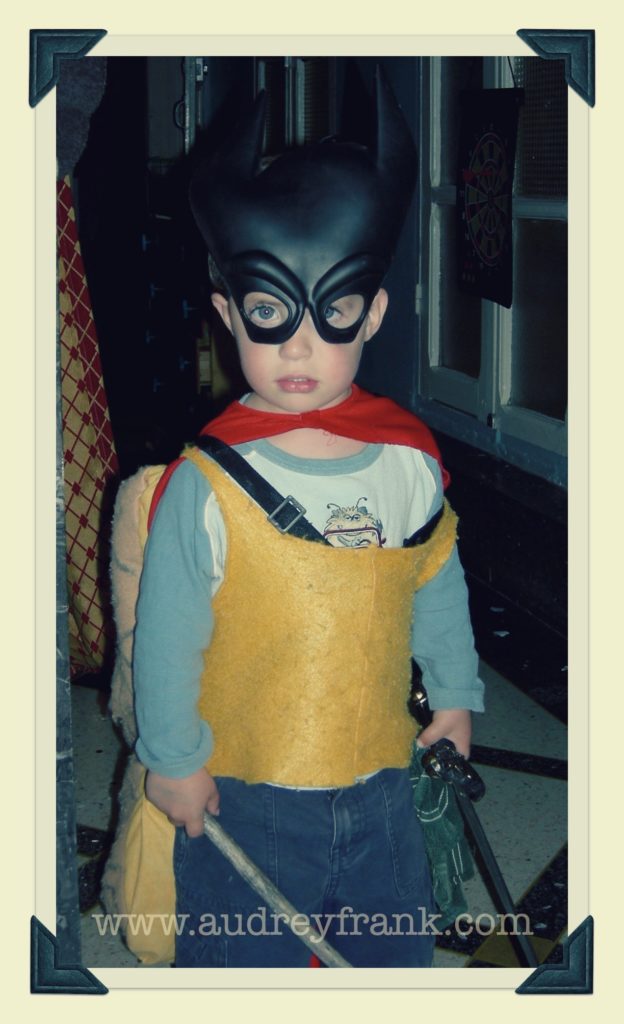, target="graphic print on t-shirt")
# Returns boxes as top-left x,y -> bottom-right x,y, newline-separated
323,497 -> 386,548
